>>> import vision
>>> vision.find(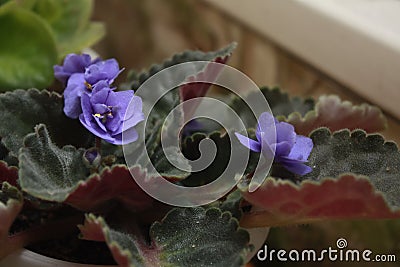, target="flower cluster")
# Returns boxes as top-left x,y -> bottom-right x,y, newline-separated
236,112 -> 313,175
54,54 -> 144,145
